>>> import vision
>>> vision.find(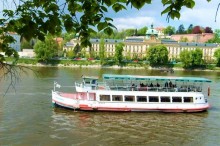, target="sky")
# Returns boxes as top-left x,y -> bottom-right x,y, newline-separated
108,0 -> 220,31
1,0 -> 220,31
